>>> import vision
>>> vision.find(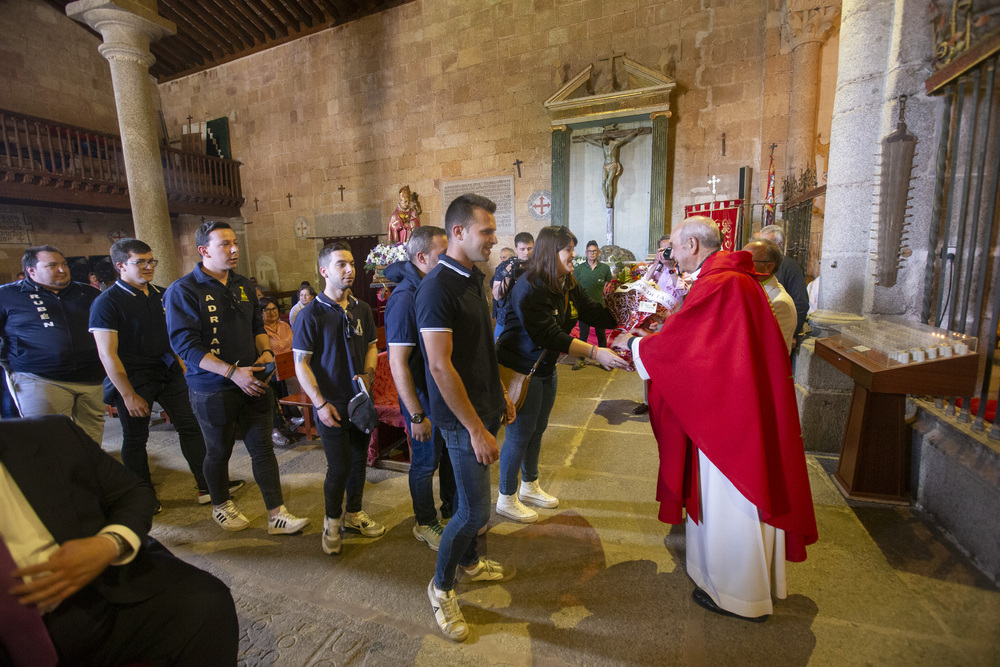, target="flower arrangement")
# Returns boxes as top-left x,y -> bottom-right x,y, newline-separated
365,243 -> 407,273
